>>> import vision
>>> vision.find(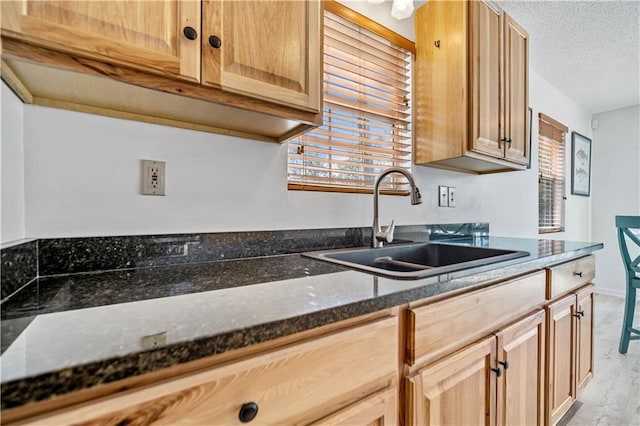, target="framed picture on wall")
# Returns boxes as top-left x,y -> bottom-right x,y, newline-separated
571,131 -> 592,196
